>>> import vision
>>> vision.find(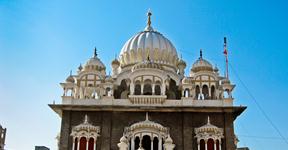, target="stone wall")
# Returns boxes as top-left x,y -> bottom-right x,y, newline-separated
59,110 -> 236,150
